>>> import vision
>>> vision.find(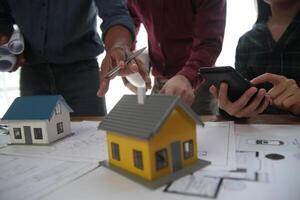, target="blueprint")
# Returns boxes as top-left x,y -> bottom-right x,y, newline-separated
197,121 -> 236,170
165,123 -> 300,200
0,121 -> 105,200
